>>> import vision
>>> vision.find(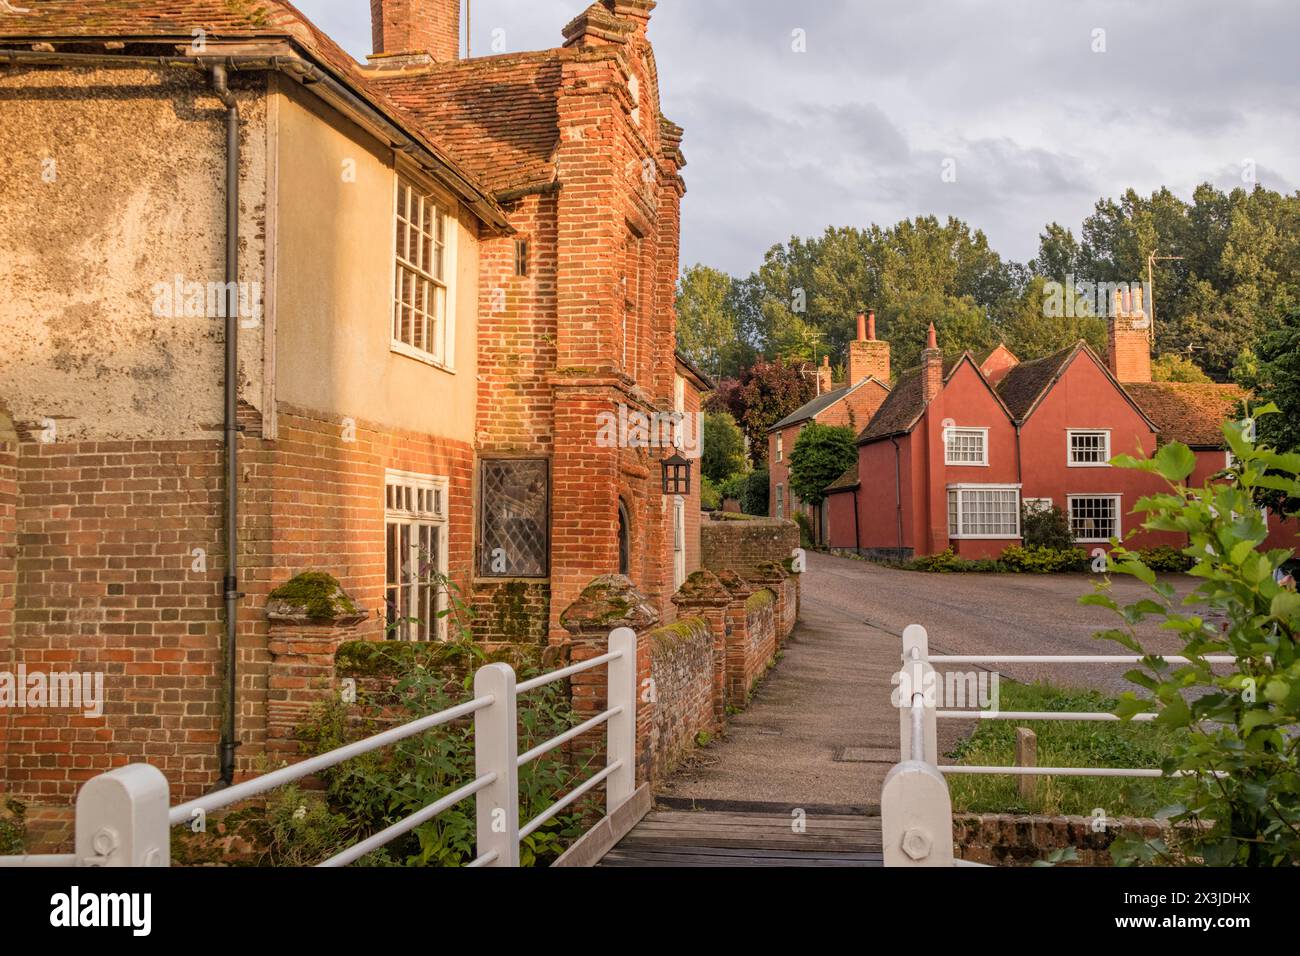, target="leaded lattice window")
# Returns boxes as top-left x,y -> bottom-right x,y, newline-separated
480,459 -> 549,577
